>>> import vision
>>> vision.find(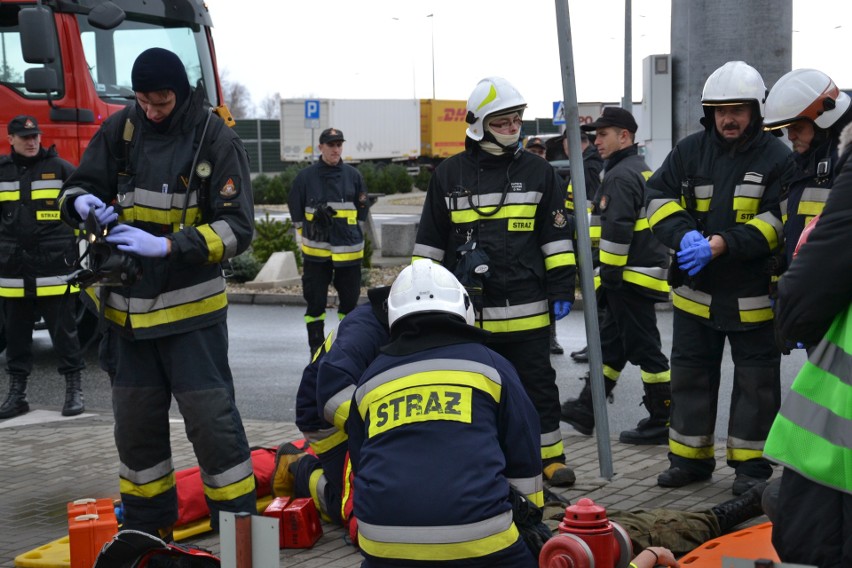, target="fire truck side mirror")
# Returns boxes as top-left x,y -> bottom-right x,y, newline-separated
19,6 -> 57,64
